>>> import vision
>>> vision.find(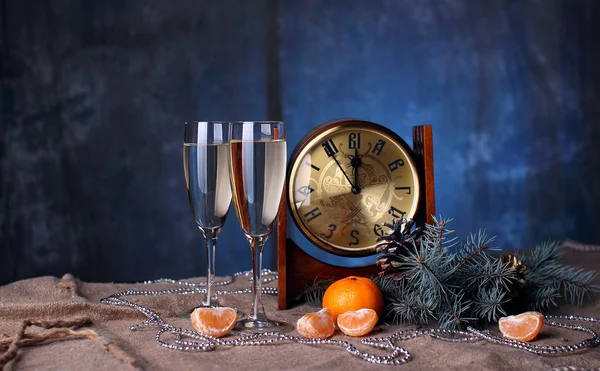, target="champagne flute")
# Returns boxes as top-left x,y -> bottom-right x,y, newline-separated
229,121 -> 291,333
183,121 -> 232,311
